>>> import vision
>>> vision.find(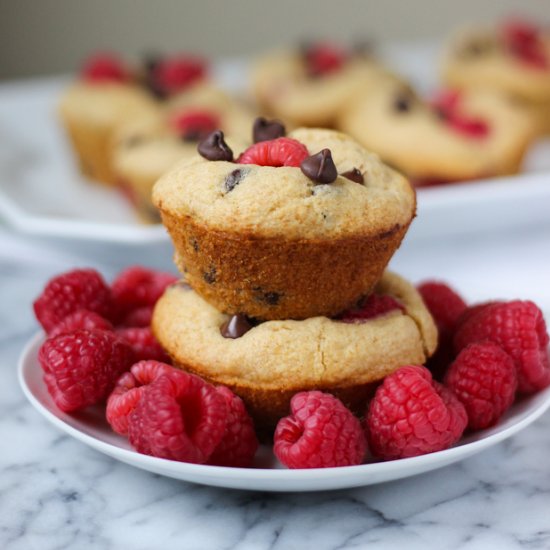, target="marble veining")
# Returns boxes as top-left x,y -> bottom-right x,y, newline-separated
1,227 -> 550,550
